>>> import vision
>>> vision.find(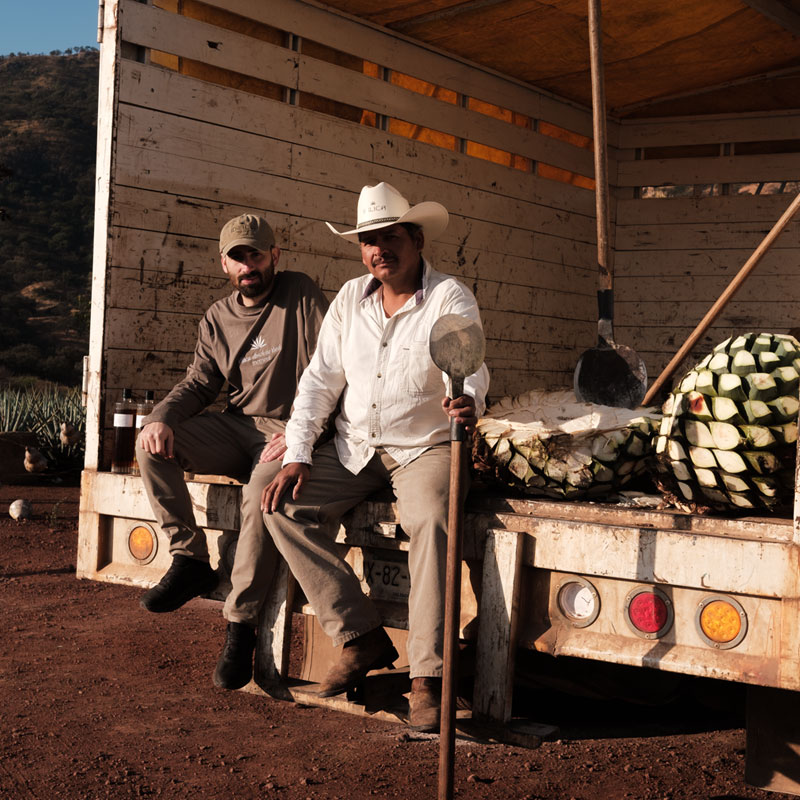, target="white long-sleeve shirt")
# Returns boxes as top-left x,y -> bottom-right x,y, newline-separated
283,259 -> 490,475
